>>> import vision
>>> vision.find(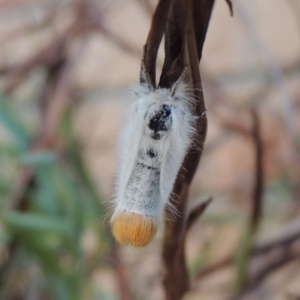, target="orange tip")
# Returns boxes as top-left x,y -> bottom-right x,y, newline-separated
112,212 -> 157,247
